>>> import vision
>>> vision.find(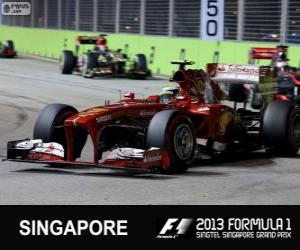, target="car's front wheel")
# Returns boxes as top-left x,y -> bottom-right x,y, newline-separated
147,110 -> 196,173
33,104 -> 87,160
60,50 -> 75,74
